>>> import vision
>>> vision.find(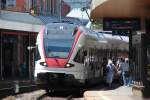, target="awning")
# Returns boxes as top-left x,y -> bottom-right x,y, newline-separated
0,10 -> 43,32
91,0 -> 150,20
